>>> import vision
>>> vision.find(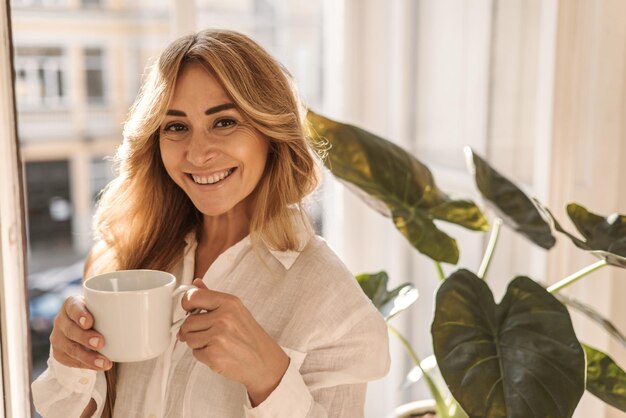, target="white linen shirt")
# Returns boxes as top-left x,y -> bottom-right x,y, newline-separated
32,233 -> 390,417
